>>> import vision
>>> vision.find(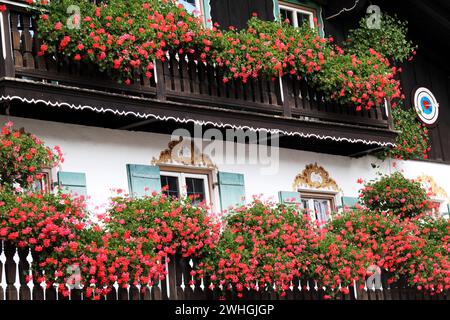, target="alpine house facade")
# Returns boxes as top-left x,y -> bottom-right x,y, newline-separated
0,0 -> 449,223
